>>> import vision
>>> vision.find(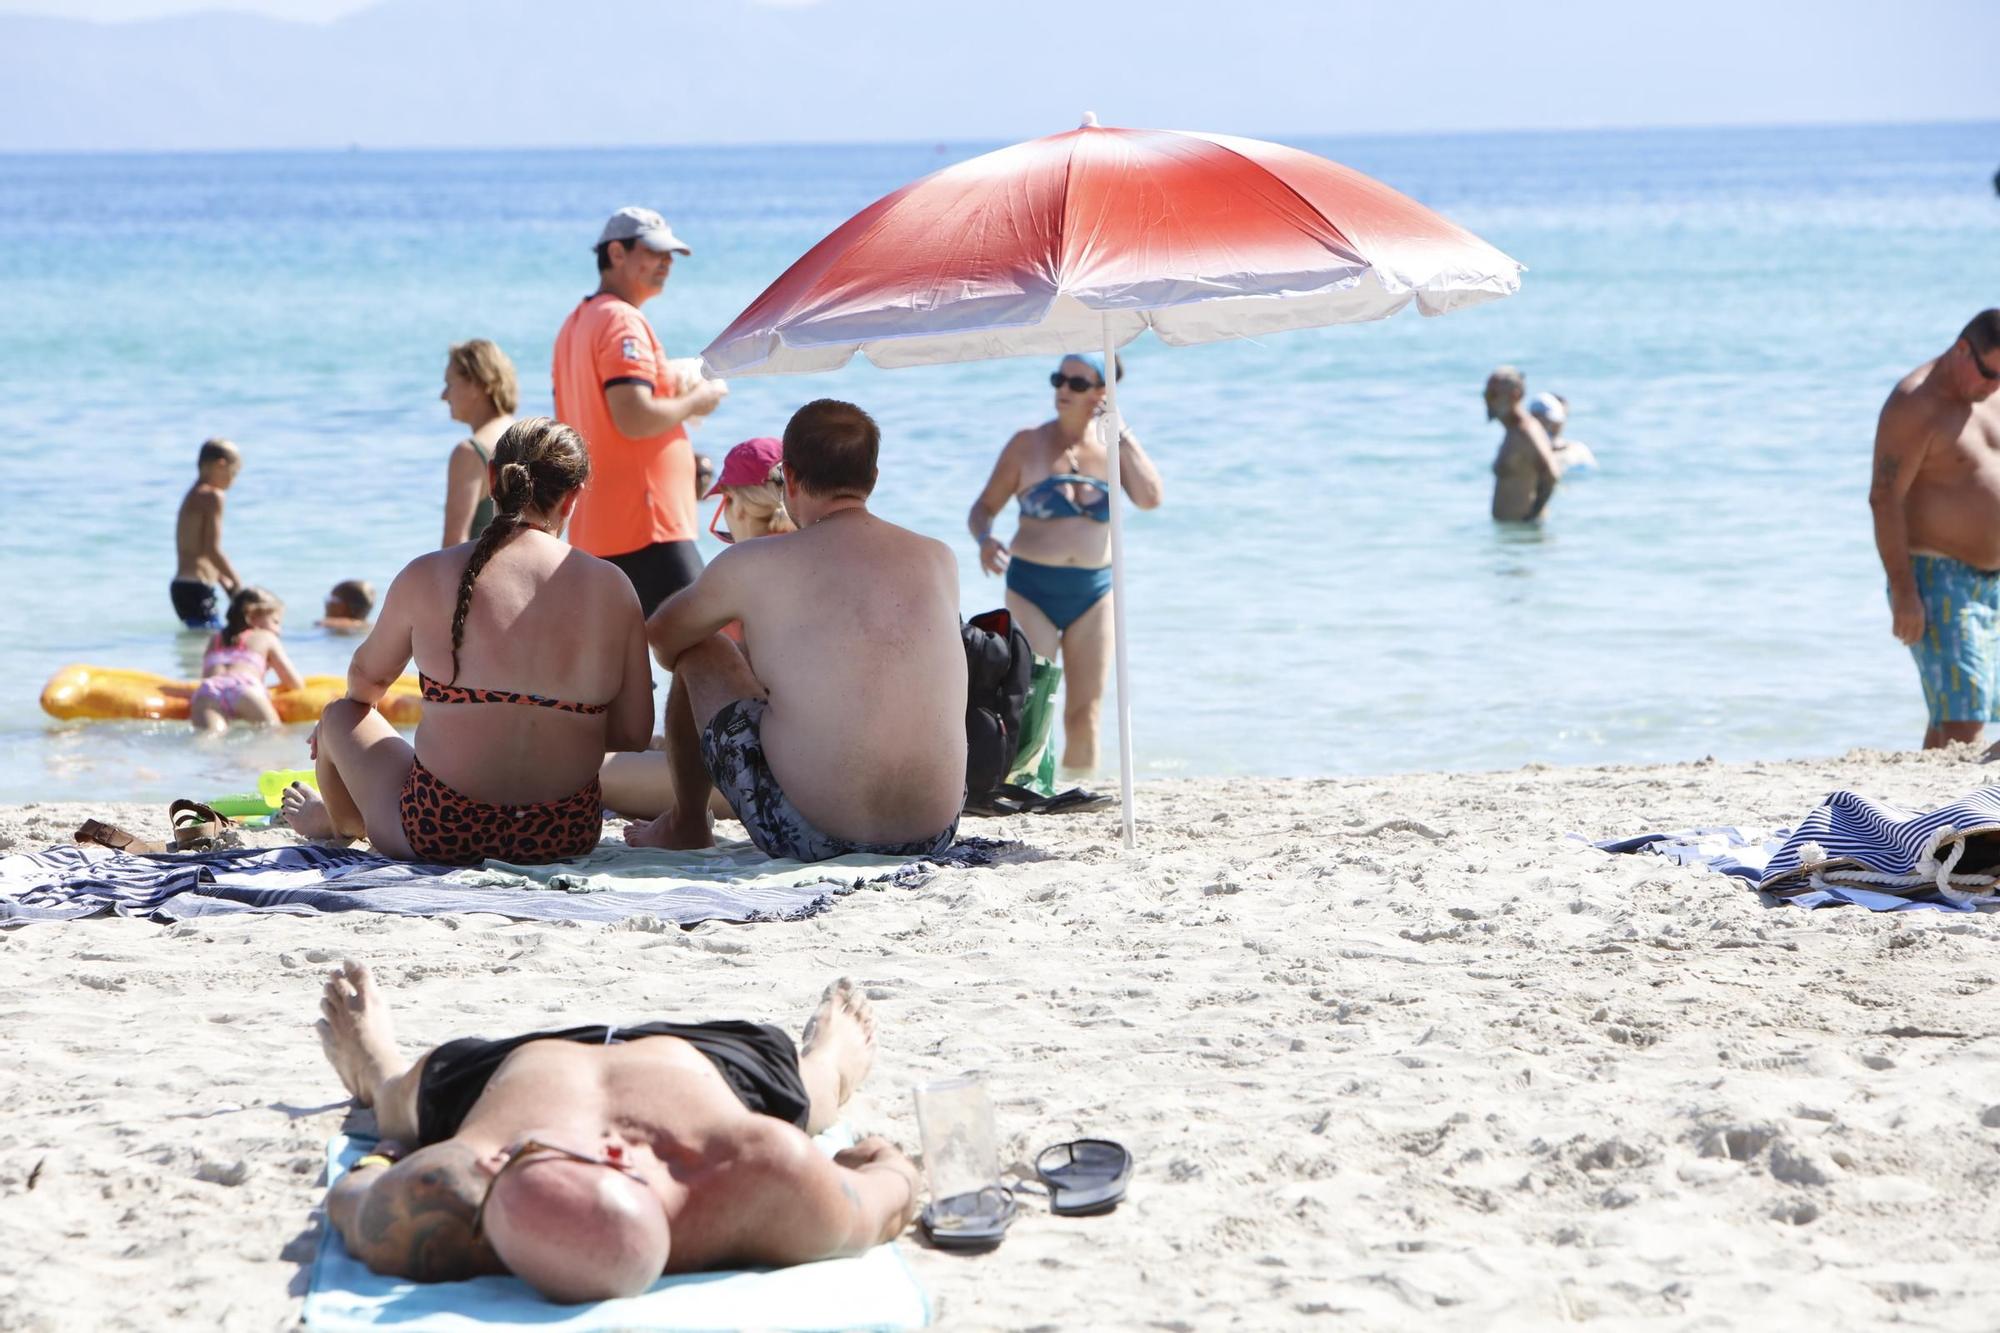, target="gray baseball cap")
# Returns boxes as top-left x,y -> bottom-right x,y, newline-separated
595,206 -> 691,256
